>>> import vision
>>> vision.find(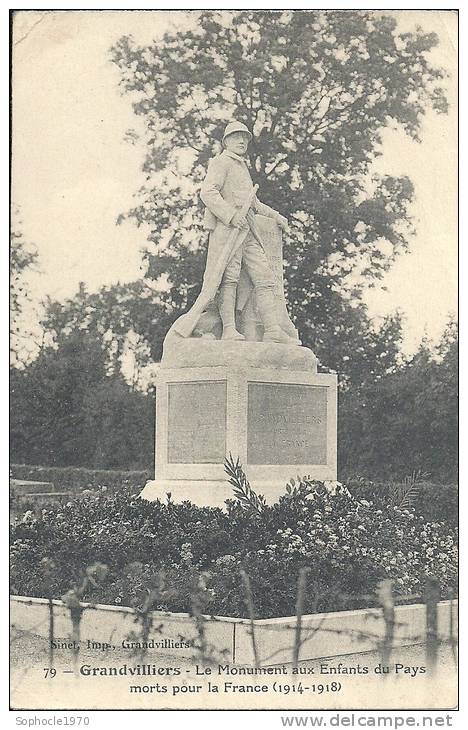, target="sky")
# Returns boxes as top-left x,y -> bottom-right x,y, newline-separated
11,9 -> 458,356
